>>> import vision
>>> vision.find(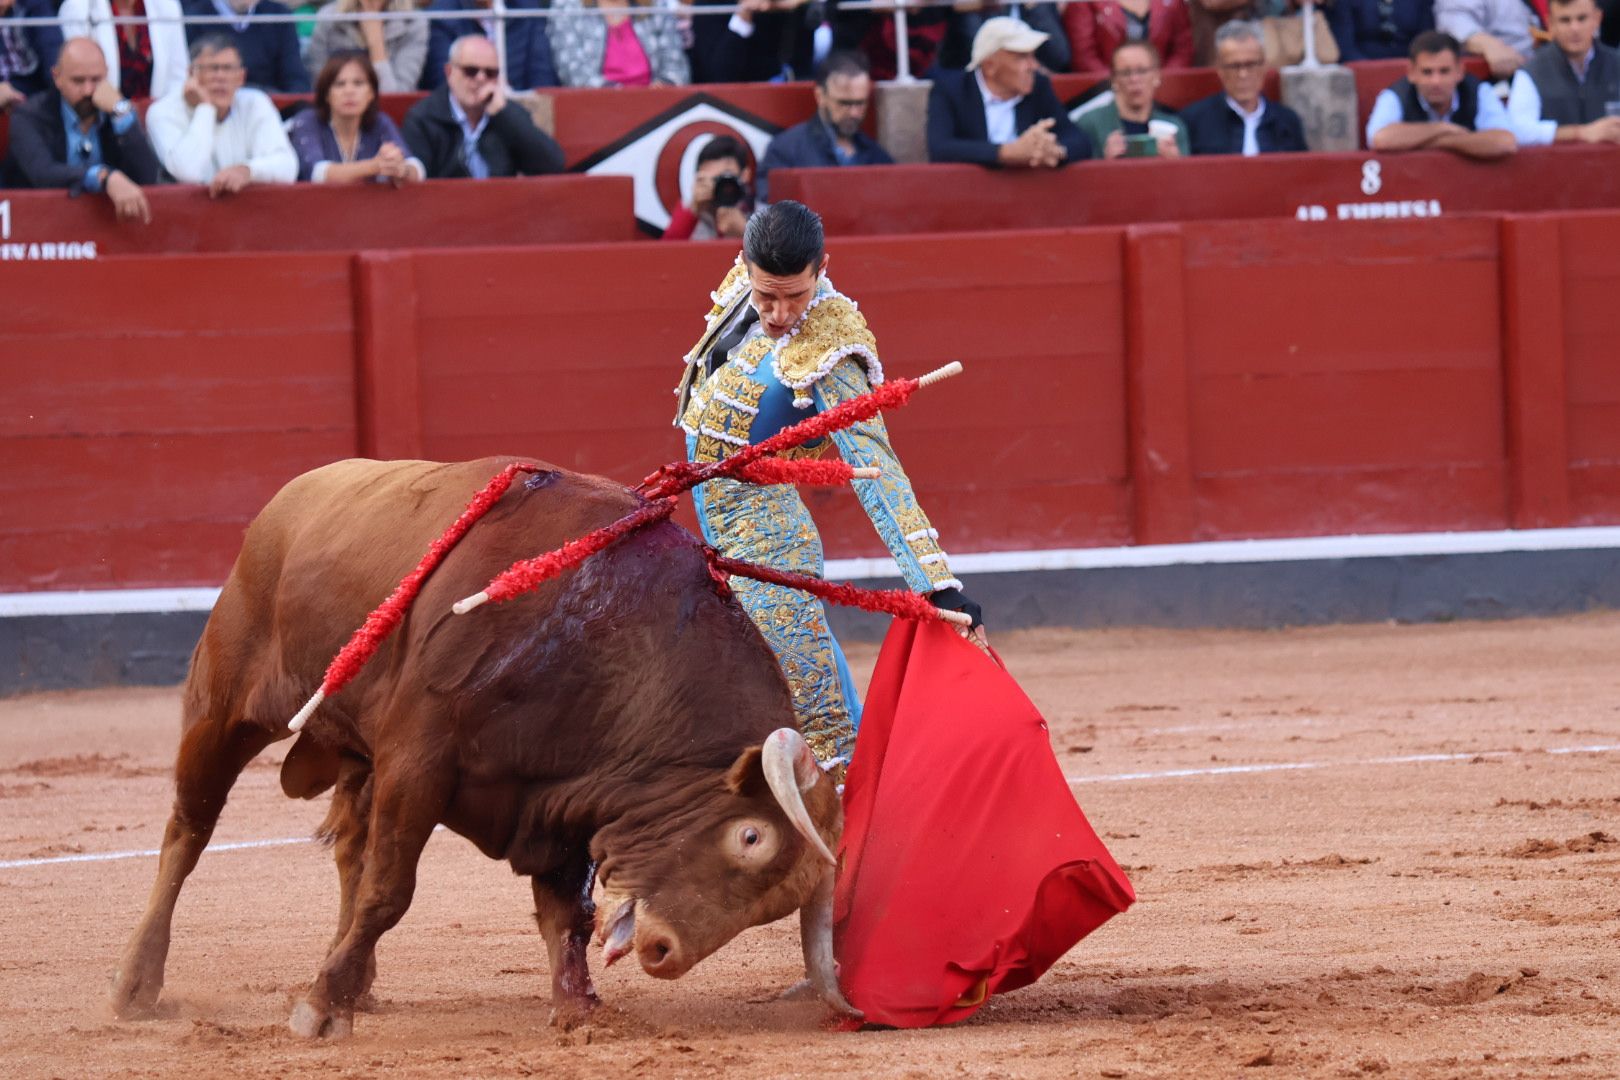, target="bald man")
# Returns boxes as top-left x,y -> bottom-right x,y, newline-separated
1,37 -> 157,222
